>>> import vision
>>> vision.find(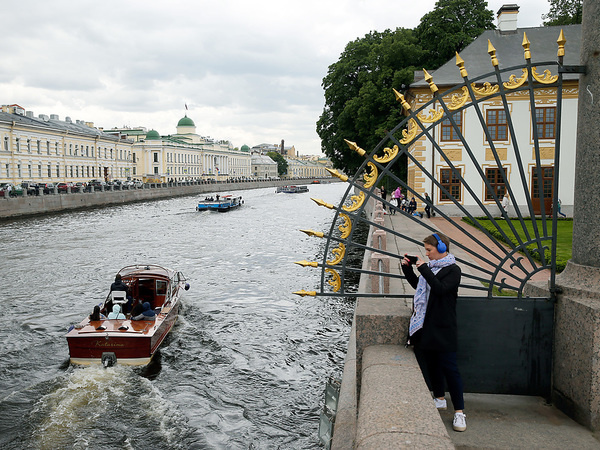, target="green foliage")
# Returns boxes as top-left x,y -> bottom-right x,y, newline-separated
462,217 -> 572,272
266,152 -> 288,176
543,0 -> 582,26
416,0 -> 495,69
317,28 -> 424,177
